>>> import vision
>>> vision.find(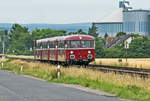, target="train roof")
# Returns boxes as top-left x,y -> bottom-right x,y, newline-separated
36,35 -> 95,43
